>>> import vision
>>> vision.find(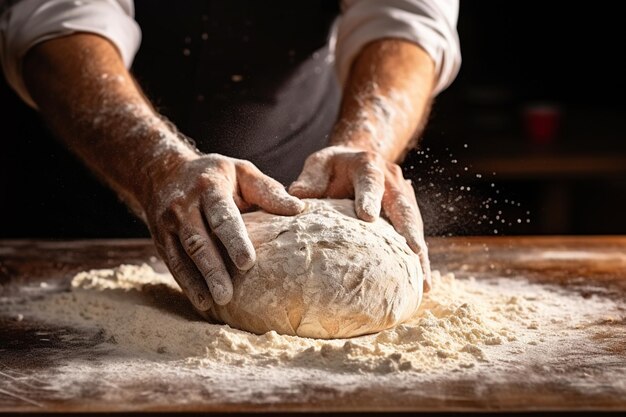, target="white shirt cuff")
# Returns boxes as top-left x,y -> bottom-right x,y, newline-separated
0,0 -> 141,108
335,0 -> 461,95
